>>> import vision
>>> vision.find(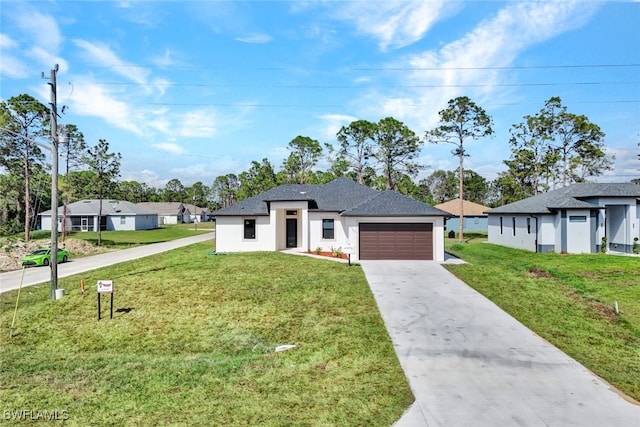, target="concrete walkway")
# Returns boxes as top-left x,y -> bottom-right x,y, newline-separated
0,232 -> 216,294
361,260 -> 640,427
